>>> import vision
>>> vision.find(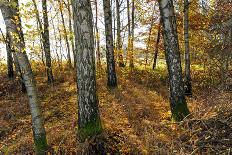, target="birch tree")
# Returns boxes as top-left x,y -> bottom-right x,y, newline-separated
184,0 -> 192,95
72,0 -> 102,141
103,0 -> 117,87
116,0 -> 124,67
0,0 -> 48,154
158,0 -> 190,121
